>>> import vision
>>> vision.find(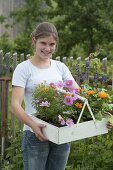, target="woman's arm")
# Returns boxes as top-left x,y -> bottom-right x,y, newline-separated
11,86 -> 48,141
72,80 -> 80,89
